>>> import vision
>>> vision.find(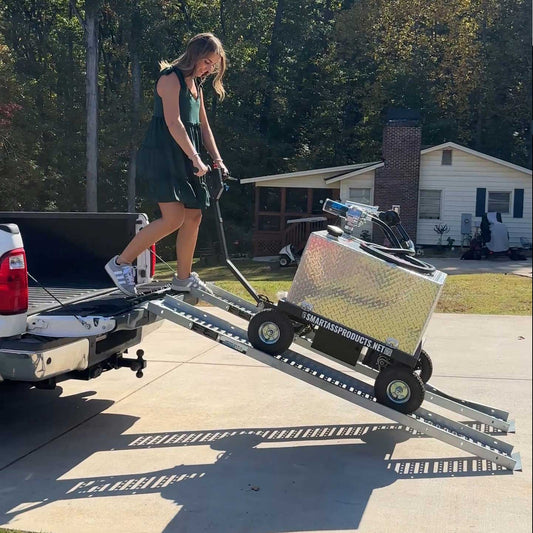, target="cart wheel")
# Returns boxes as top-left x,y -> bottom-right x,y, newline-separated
374,365 -> 425,414
414,349 -> 433,383
248,309 -> 294,355
279,254 -> 291,267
